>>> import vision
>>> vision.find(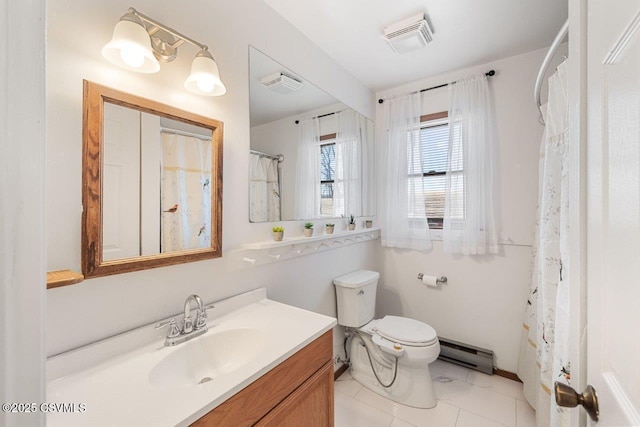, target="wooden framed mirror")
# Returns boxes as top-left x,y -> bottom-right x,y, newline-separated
82,80 -> 223,279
